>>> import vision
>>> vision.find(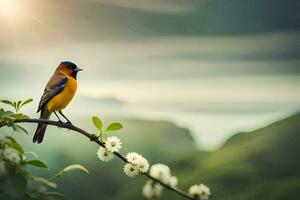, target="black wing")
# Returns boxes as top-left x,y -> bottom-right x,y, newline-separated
37,76 -> 68,112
